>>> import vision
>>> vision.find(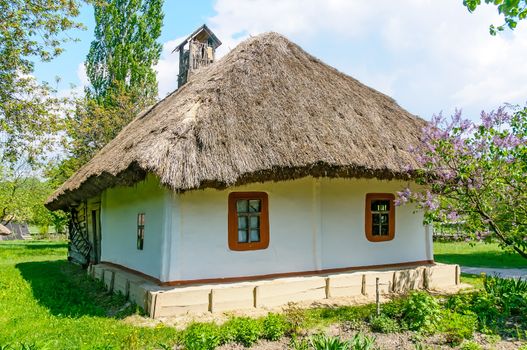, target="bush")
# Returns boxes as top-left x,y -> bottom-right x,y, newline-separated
183,323 -> 221,350
221,317 -> 262,347
262,313 -> 288,340
284,303 -> 307,335
368,314 -> 399,333
439,311 -> 477,346
401,291 -> 441,333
